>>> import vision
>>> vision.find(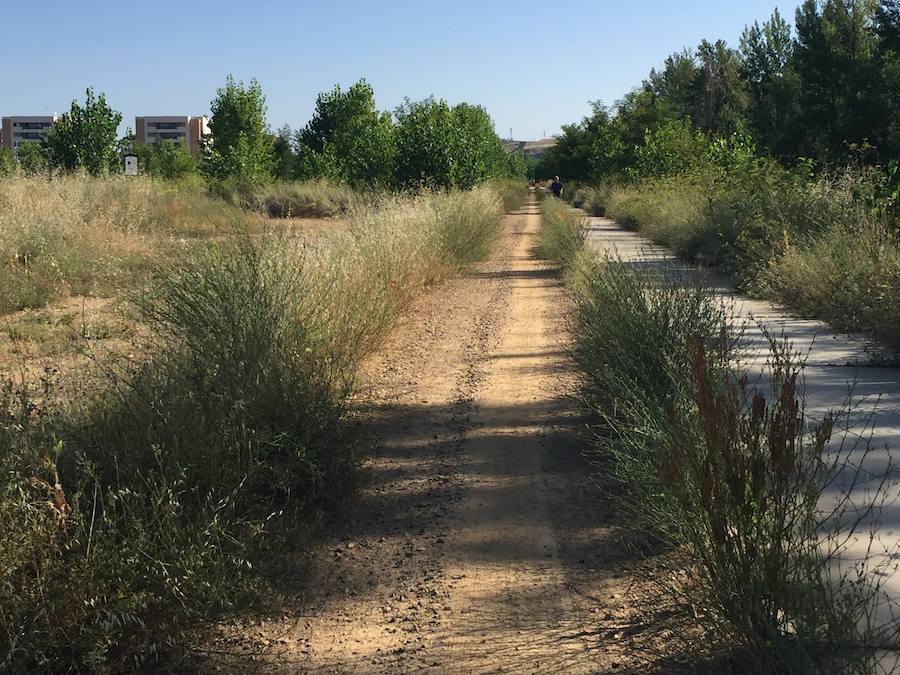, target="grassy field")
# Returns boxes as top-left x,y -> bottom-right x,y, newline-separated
0,175 -> 510,672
